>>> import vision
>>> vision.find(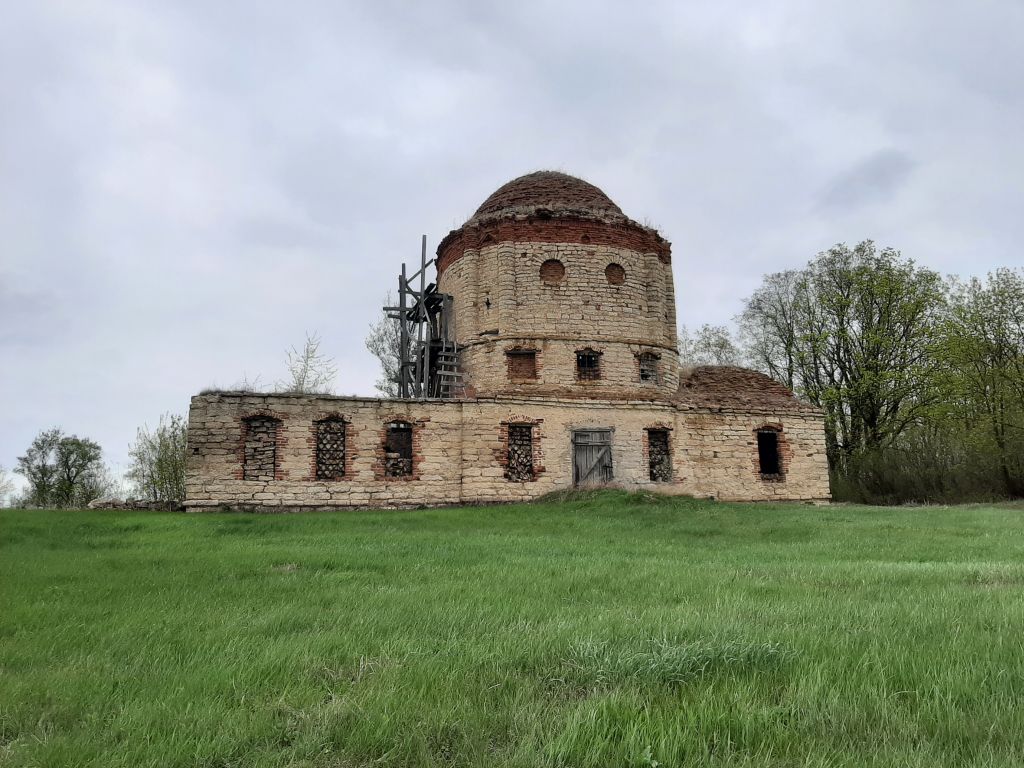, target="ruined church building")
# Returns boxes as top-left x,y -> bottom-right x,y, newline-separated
185,172 -> 831,510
